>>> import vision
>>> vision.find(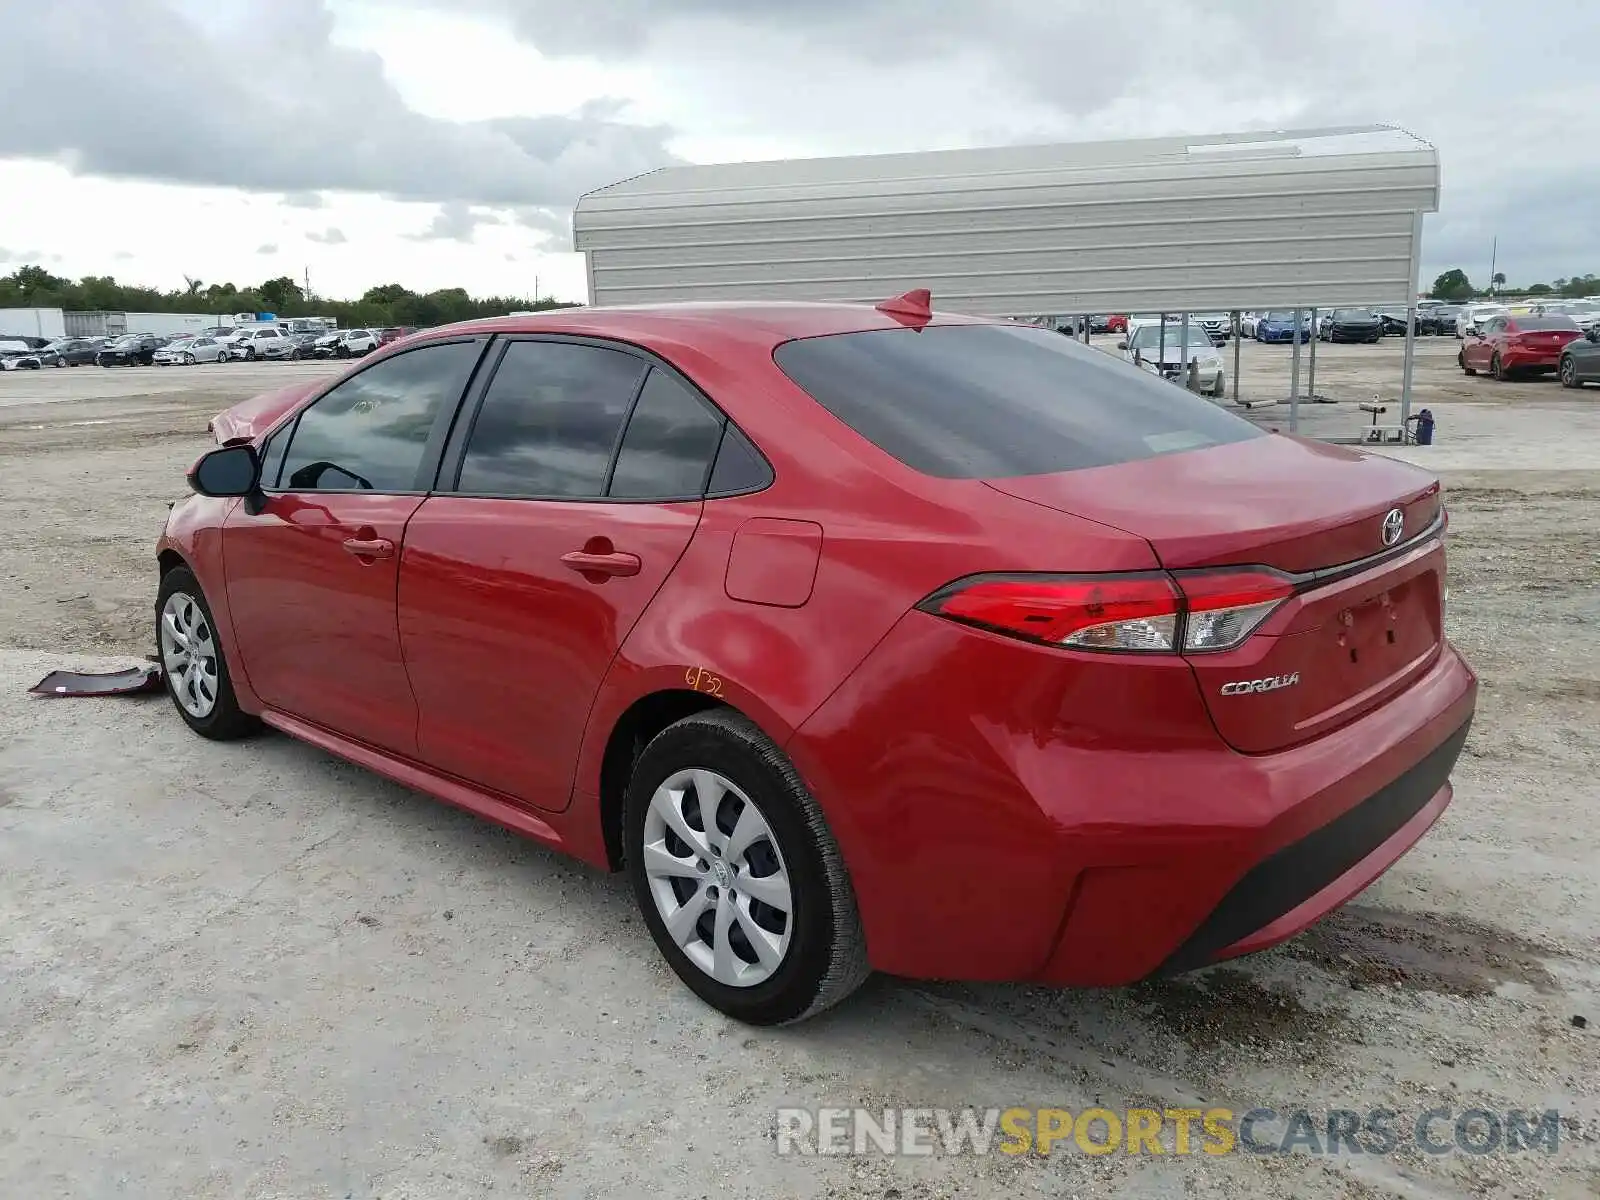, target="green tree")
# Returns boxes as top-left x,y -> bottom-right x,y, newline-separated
1527,282 -> 1553,295
257,276 -> 305,313
1430,269 -> 1474,302
1491,272 -> 1506,292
